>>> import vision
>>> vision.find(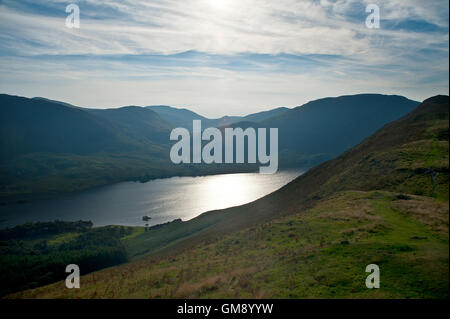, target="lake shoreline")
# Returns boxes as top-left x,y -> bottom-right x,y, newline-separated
1,166 -> 267,206
1,165 -> 310,206
0,168 -> 307,229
